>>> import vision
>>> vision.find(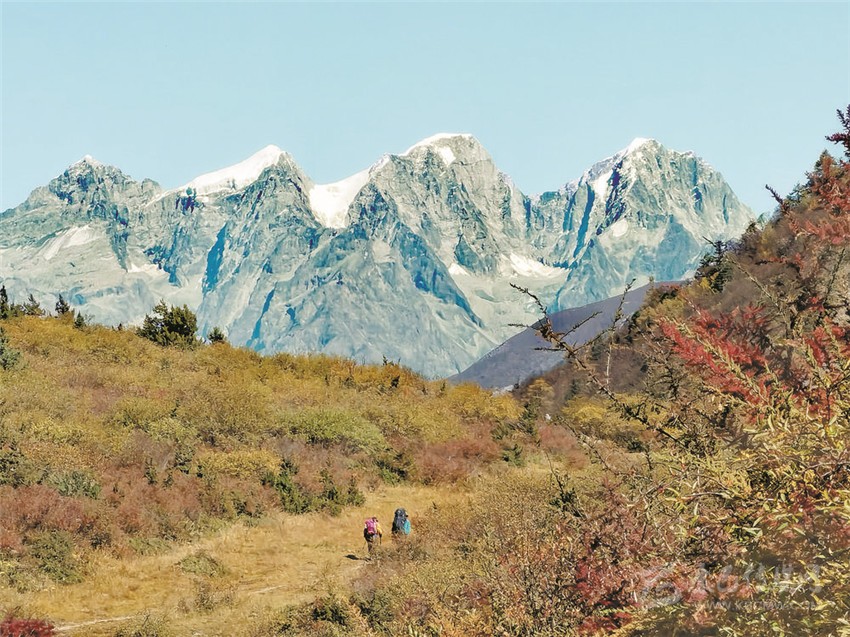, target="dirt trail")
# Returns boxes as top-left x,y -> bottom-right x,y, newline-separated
0,483 -> 457,636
